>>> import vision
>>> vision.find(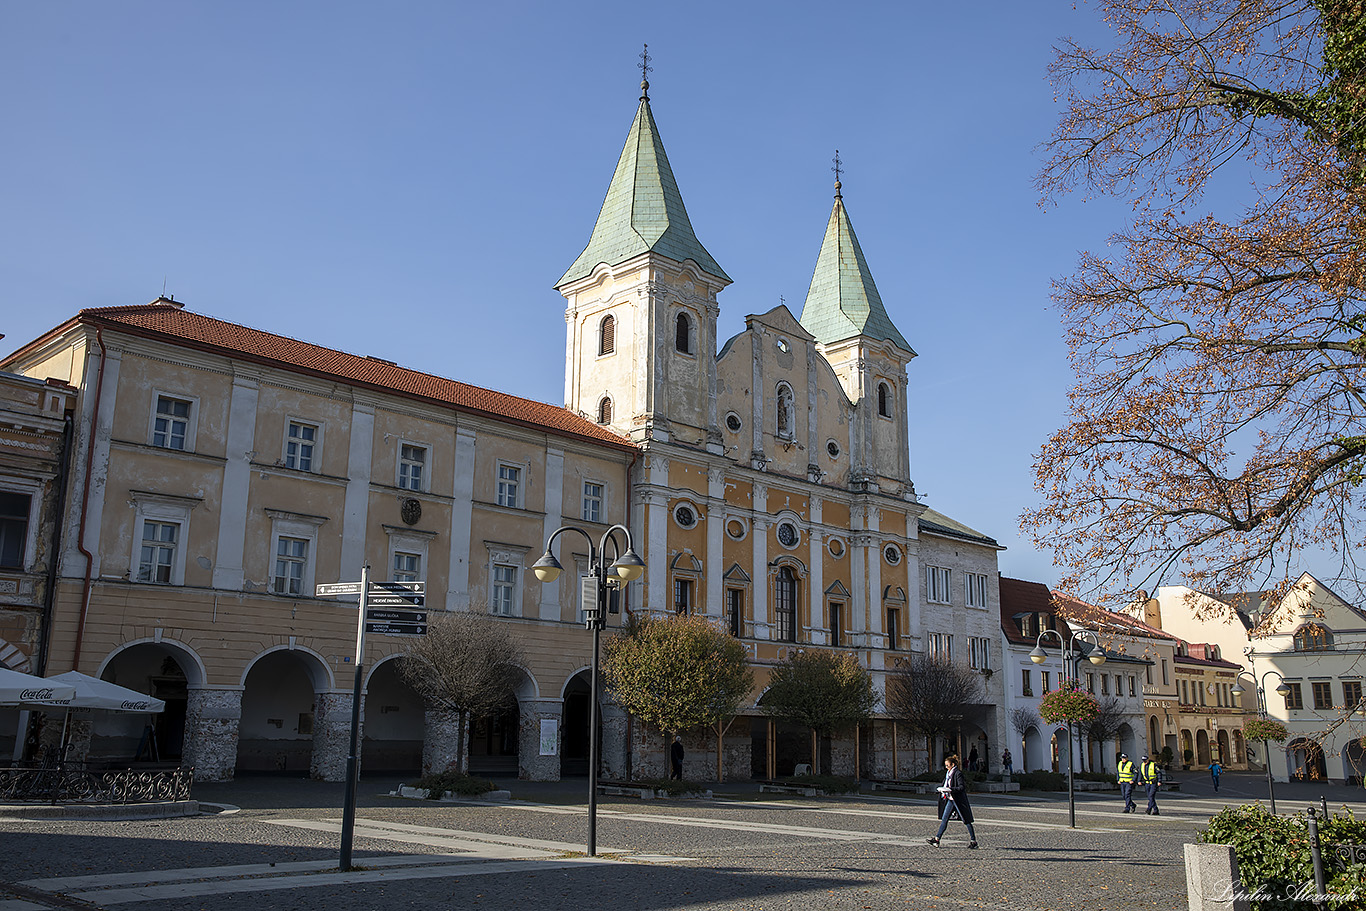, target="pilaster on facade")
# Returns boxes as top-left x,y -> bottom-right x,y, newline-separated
213,374 -> 259,590
446,426 -> 477,612
64,344 -> 122,580
339,401 -> 376,578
